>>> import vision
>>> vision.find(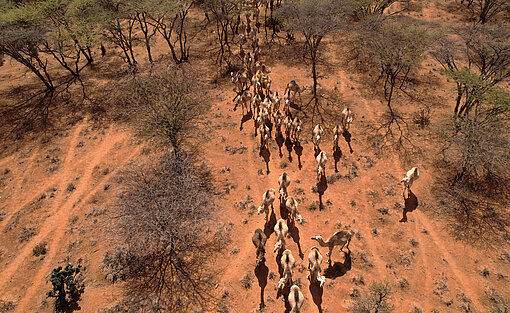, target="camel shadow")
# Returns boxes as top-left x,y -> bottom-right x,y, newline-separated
266,120 -> 273,138
294,142 -> 303,170
254,262 -> 269,310
288,223 -> 304,260
316,174 -> 328,210
280,198 -> 289,220
263,210 -> 277,239
400,189 -> 418,223
342,130 -> 354,153
276,248 -> 285,278
314,146 -> 321,159
277,285 -> 292,312
276,132 -> 285,158
309,280 -> 324,313
240,111 -> 253,131
285,136 -> 293,162
333,145 -> 342,173
260,147 -> 271,174
324,248 -> 351,279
